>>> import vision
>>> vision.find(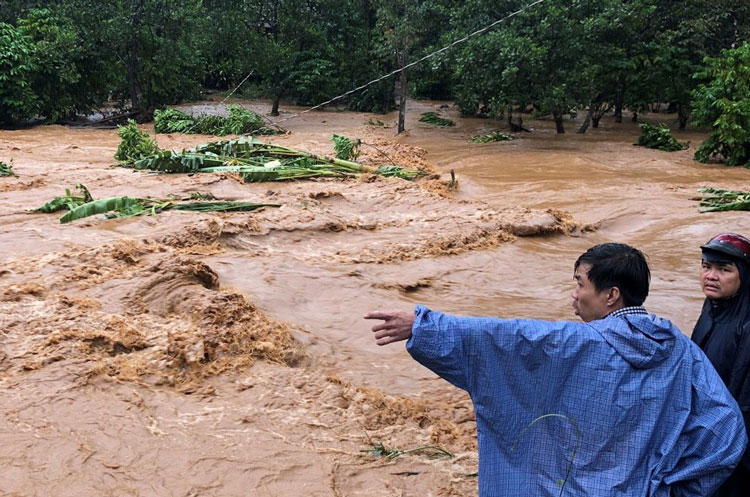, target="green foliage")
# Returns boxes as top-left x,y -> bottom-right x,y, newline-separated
154,108 -> 195,133
153,106 -> 280,136
131,136 -> 422,182
419,111 -> 454,127
696,188 -> 750,212
17,9 -> 87,122
472,130 -> 515,143
331,134 -> 361,160
635,123 -> 688,152
35,184 -> 278,223
0,22 -> 38,125
115,120 -> 161,164
0,160 -> 16,176
34,184 -> 93,213
692,43 -> 750,166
